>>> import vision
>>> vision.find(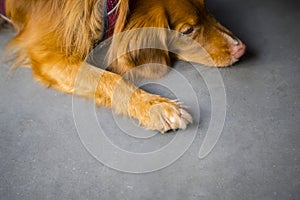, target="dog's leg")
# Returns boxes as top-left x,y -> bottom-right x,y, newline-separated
31,60 -> 192,133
